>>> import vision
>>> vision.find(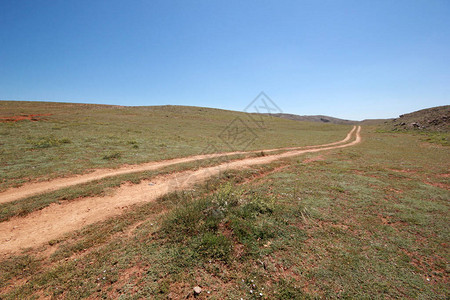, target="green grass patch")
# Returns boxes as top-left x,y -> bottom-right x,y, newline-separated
0,101 -> 351,191
376,128 -> 449,146
26,135 -> 71,149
